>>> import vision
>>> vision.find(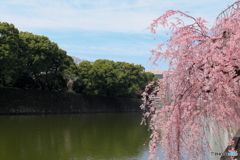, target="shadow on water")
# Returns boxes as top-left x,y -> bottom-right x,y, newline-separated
0,113 -> 164,160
